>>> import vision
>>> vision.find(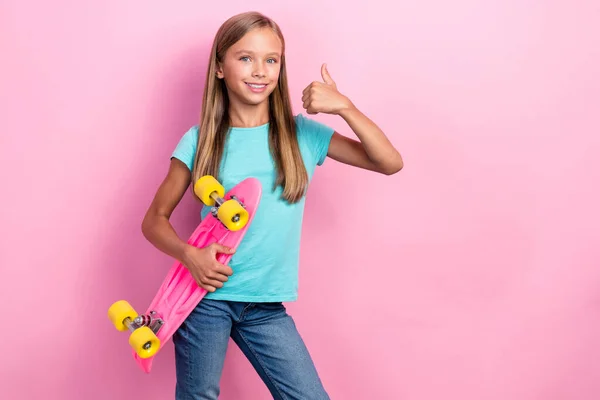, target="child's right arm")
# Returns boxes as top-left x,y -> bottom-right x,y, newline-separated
141,158 -> 234,293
